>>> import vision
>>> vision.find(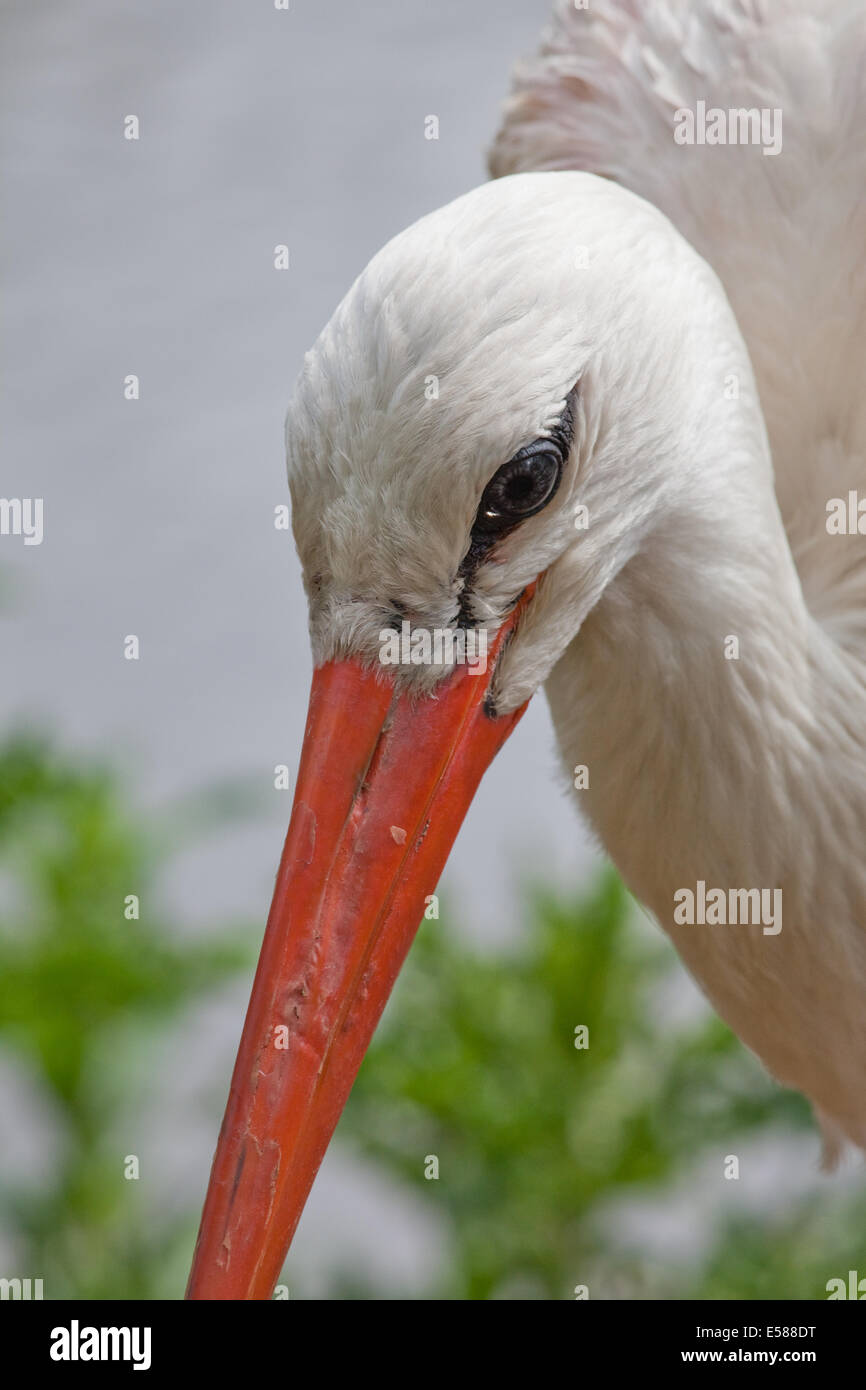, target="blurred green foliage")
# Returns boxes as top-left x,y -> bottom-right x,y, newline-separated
0,736 -> 253,1298
337,874 -> 866,1300
0,735 -> 864,1300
